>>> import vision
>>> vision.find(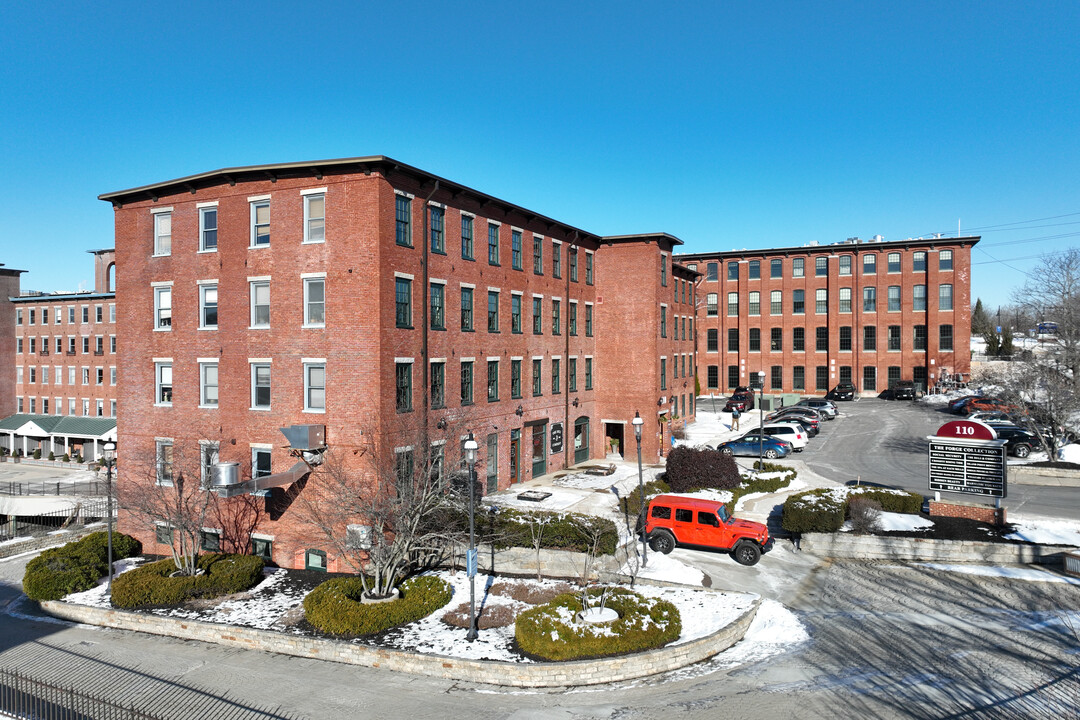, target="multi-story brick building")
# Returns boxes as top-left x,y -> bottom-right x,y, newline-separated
2,251 -> 118,459
678,236 -> 978,396
101,157 -> 692,569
